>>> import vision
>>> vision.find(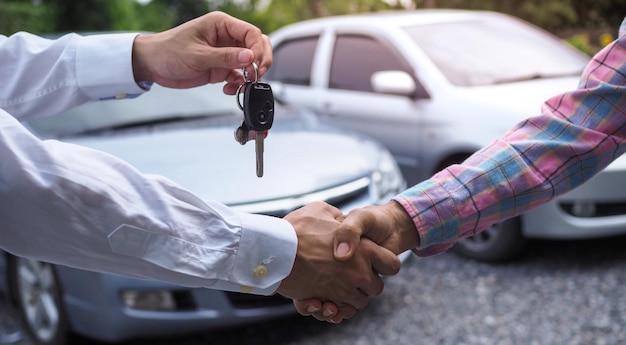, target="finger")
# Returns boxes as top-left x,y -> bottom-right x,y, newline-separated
223,69 -> 245,95
362,237 -> 402,276
318,201 -> 344,218
329,314 -> 344,323
309,302 -> 338,322
199,46 -> 255,72
345,288 -> 370,310
223,82 -> 239,95
321,301 -> 338,319
292,299 -> 345,323
336,304 -> 356,319
257,34 -> 273,77
292,299 -> 321,316
215,12 -> 268,68
318,302 -> 338,321
328,304 -> 356,323
357,275 -> 385,298
317,302 -> 355,323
